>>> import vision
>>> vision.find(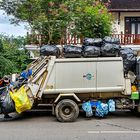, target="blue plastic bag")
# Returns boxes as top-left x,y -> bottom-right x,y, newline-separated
102,103 -> 108,115
90,101 -> 99,107
21,71 -> 28,80
95,101 -> 108,117
20,69 -> 32,80
108,99 -> 115,112
27,69 -> 32,77
82,101 -> 93,117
